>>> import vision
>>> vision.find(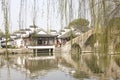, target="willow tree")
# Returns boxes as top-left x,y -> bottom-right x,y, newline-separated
1,0 -> 10,55
0,30 -> 5,37
88,0 -> 120,52
30,0 -> 38,46
19,0 -> 23,30
89,0 -> 96,28
108,17 -> 120,52
87,0 -> 120,74
47,0 -> 50,33
58,0 -> 67,30
78,0 -> 82,18
100,0 -> 120,53
68,18 -> 89,31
